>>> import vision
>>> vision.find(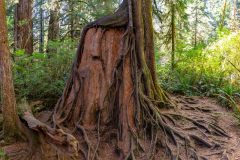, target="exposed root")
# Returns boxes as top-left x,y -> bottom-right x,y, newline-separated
92,113 -> 101,160
76,125 -> 96,160
23,112 -> 79,157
